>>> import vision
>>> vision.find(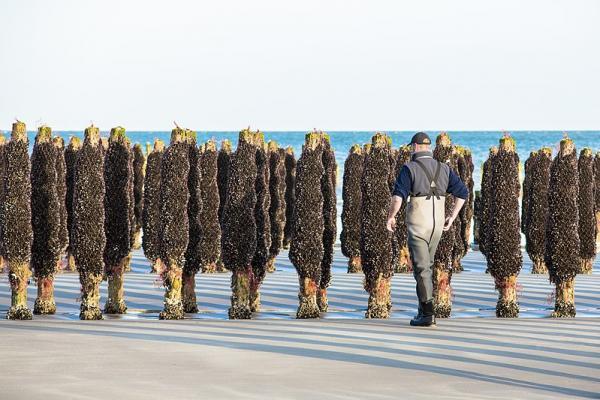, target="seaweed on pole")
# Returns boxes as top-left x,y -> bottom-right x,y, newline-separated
394,145 -> 412,273
249,132 -> 271,312
479,146 -> 498,262
319,133 -> 336,312
64,137 -> 81,271
282,147 -> 296,249
545,136 -> 580,317
142,139 -> 164,273
578,148 -> 596,274
132,143 -> 145,250
158,127 -> 190,320
266,141 -> 286,274
72,125 -> 106,320
2,121 -> 34,320
197,140 -> 221,277
388,148 -> 400,273
525,148 -> 551,274
432,132 -> 456,318
103,127 -> 133,314
486,135 -> 523,318
341,144 -> 363,273
182,130 -> 202,313
289,133 -> 324,319
30,126 -> 61,315
222,128 -> 258,319
0,134 -> 6,272
361,133 -> 393,318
